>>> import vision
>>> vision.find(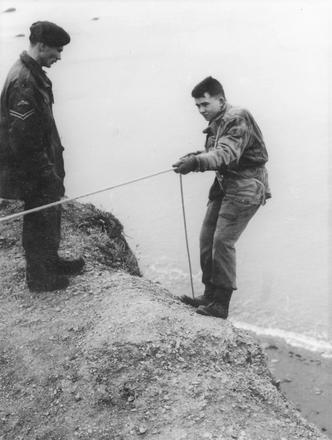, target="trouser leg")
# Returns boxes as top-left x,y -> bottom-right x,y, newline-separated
179,199 -> 221,308
199,199 -> 222,289
23,197 -> 62,280
211,198 -> 260,290
197,198 -> 259,318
